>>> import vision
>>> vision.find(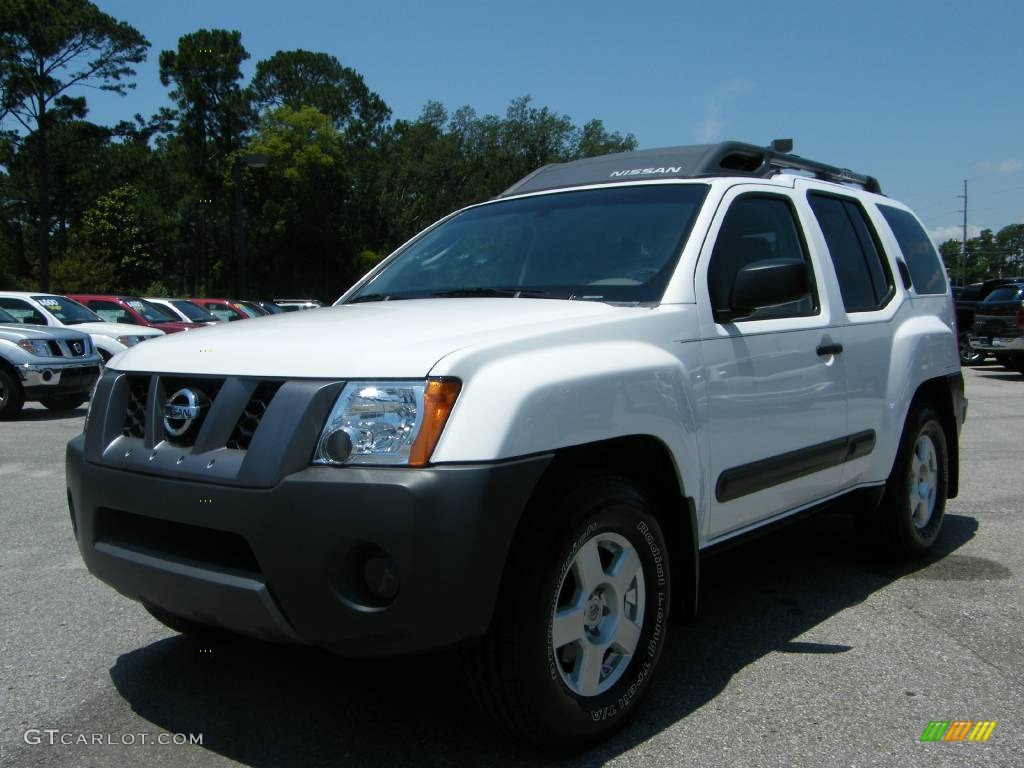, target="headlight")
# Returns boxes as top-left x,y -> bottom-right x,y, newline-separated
116,335 -> 140,347
314,378 -> 461,466
18,339 -> 51,357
